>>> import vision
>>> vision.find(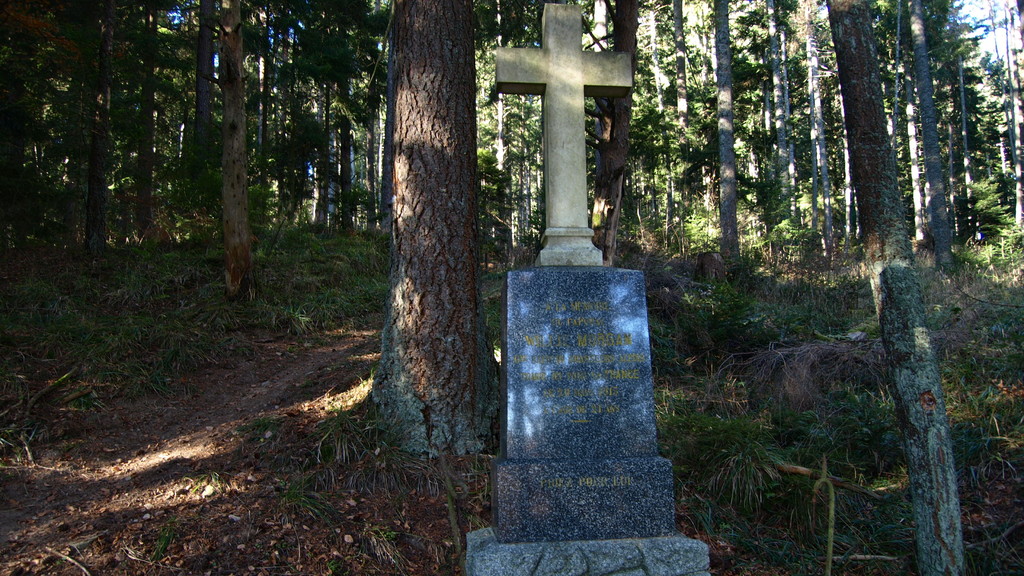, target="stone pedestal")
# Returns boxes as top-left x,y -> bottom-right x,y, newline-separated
466,528 -> 711,576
